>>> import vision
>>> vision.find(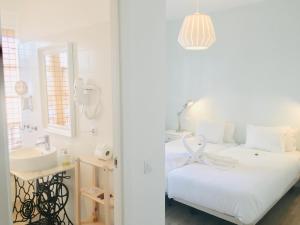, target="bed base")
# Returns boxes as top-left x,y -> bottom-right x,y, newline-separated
170,176 -> 300,225
173,197 -> 245,225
